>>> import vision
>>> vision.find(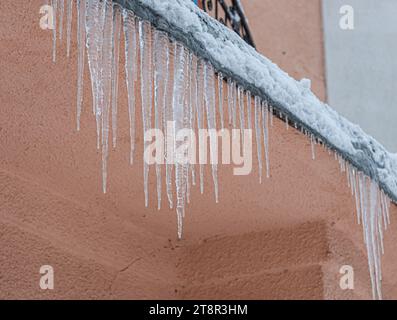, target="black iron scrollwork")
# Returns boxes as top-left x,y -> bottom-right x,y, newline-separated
201,0 -> 255,48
